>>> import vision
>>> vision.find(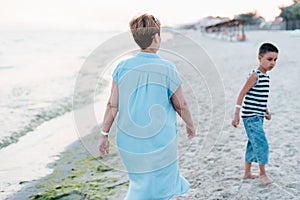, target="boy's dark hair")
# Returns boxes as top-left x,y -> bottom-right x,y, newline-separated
259,43 -> 279,56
